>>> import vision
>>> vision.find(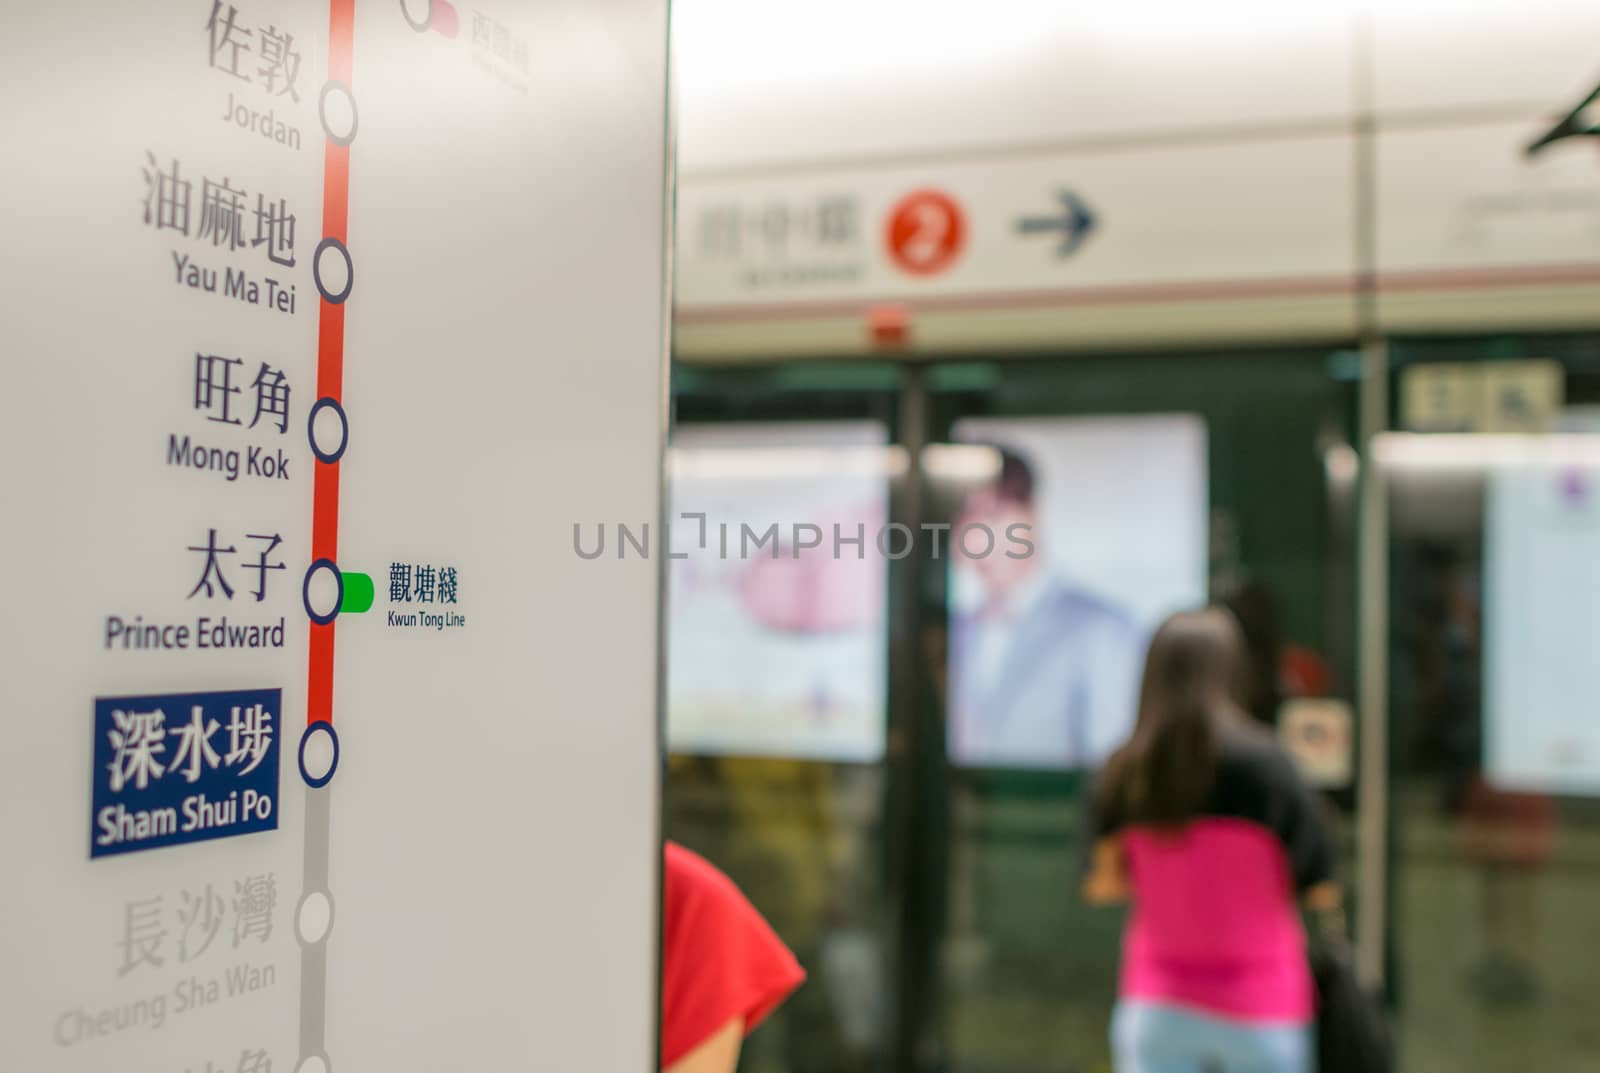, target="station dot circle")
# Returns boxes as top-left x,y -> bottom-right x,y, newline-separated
299,721 -> 340,789
308,397 -> 349,464
313,238 -> 354,305
400,0 -> 433,31
303,559 -> 343,626
318,80 -> 359,145
295,1056 -> 330,1073
297,890 -> 335,945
